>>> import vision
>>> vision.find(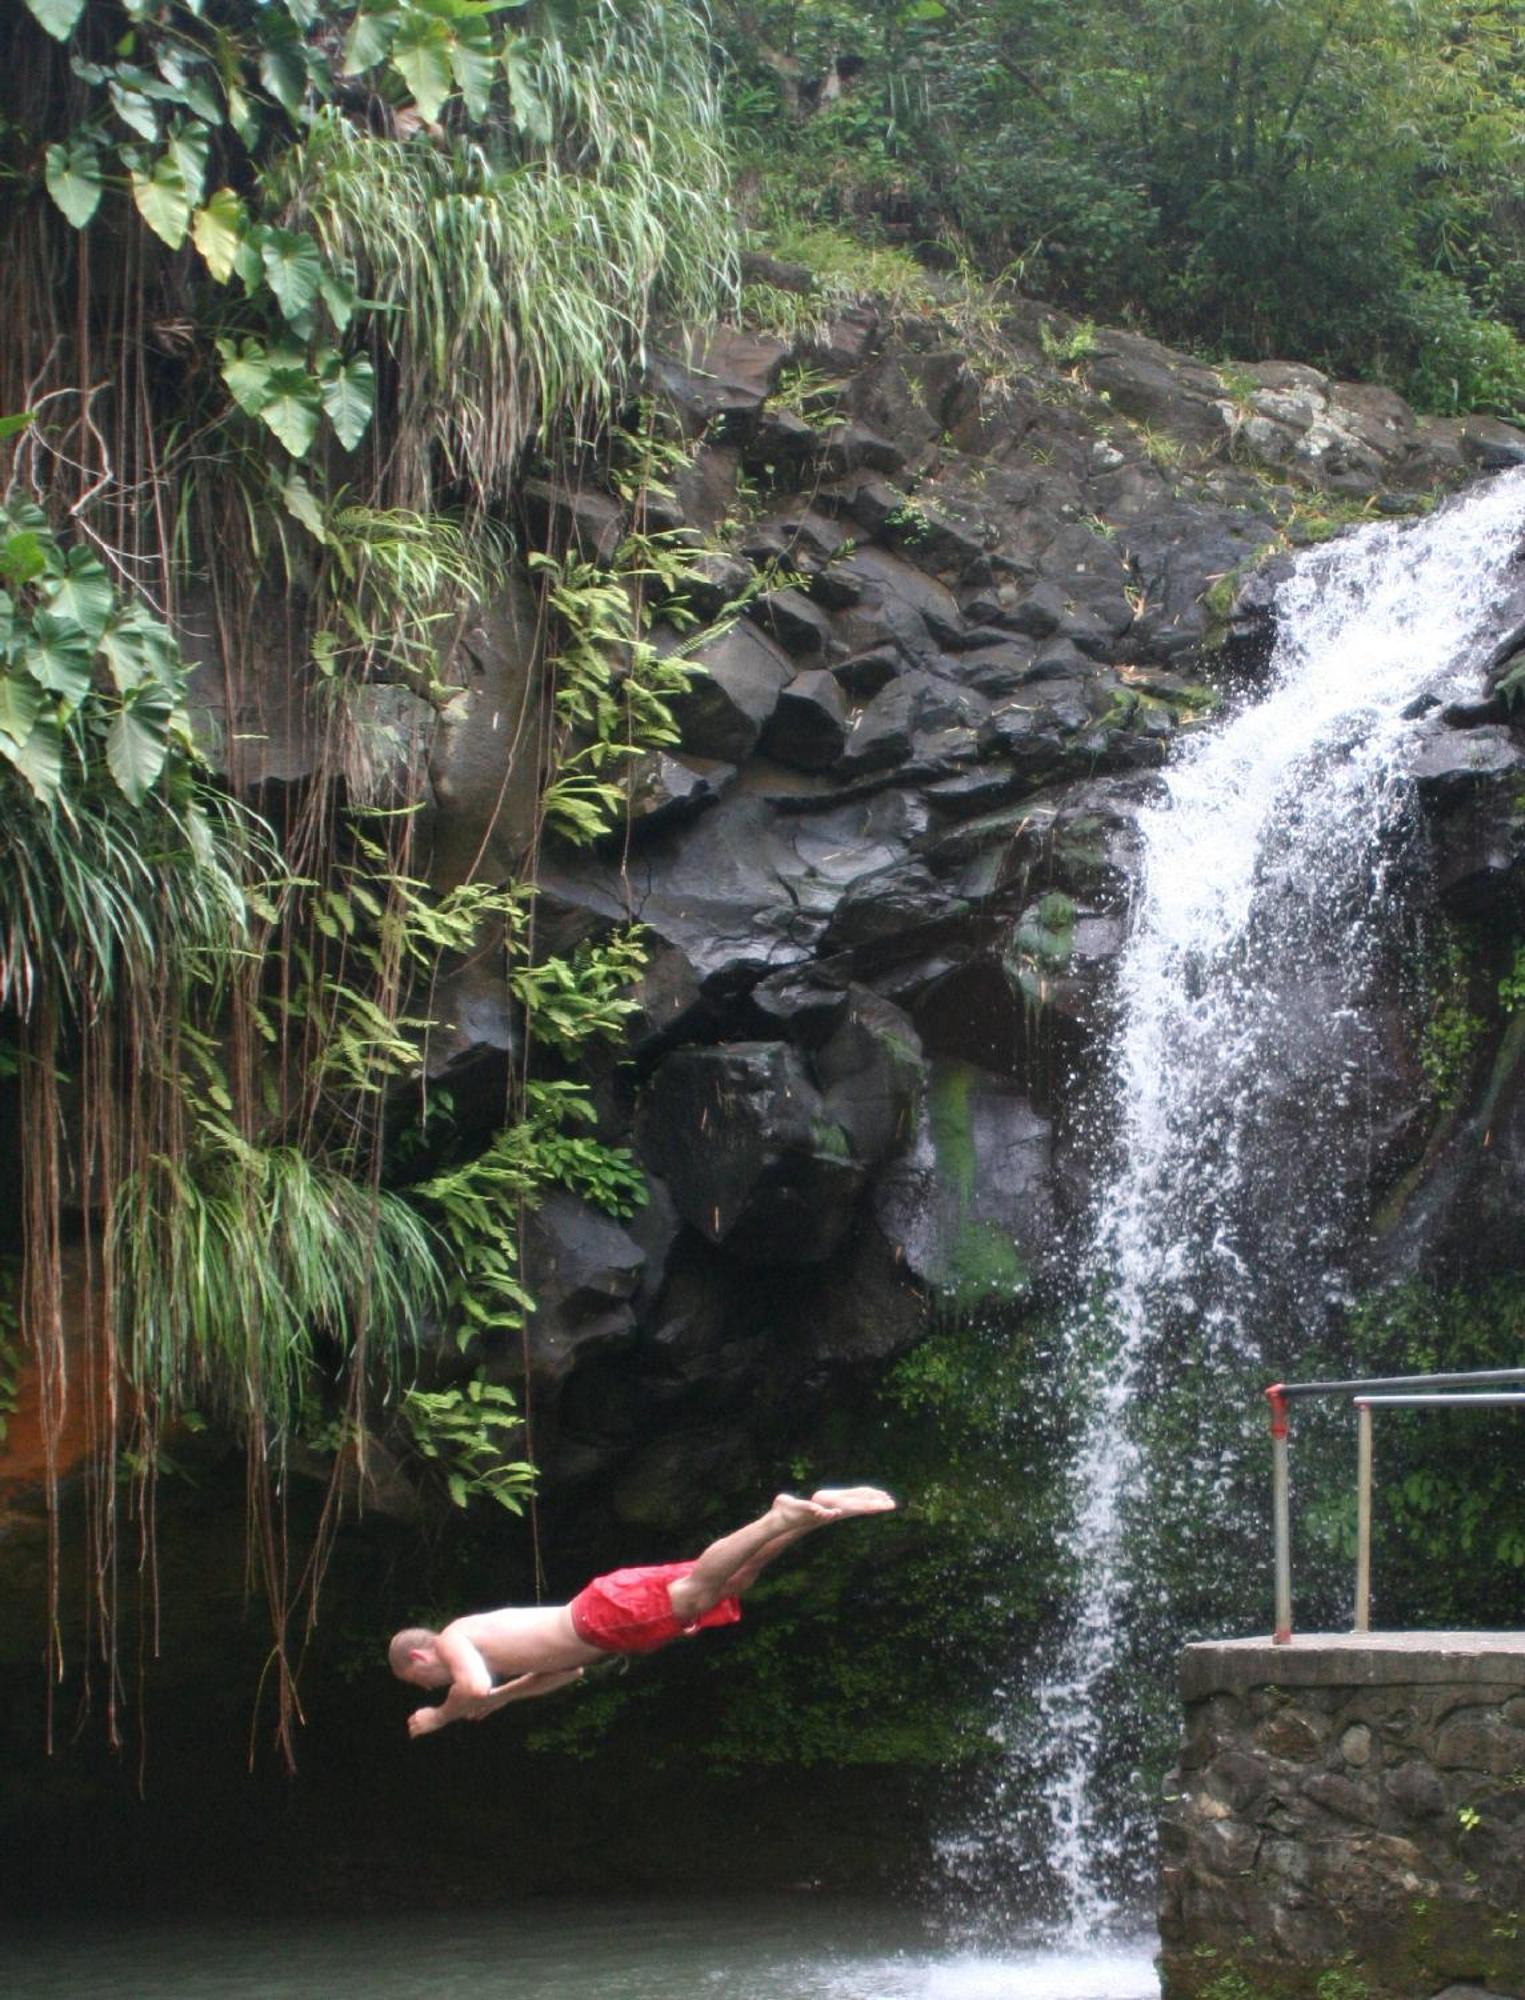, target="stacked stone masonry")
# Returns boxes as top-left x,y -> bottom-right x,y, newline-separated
1160,1635 -> 1525,2000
